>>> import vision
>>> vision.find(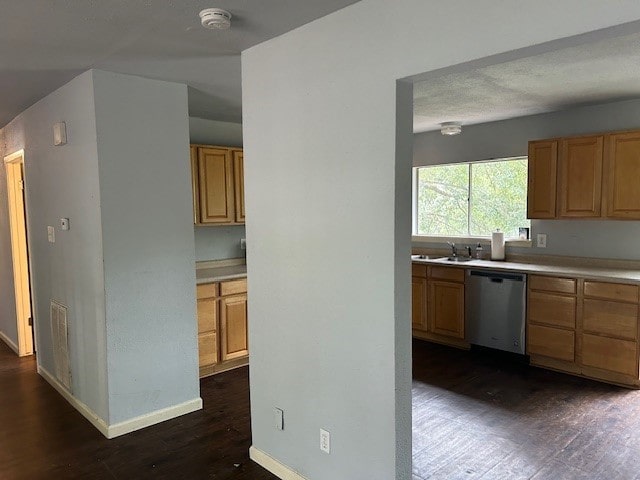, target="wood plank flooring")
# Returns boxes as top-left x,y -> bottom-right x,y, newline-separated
412,339 -> 640,480
0,341 -> 277,480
